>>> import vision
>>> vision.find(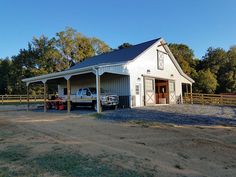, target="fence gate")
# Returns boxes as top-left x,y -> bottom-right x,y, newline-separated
144,78 -> 155,105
